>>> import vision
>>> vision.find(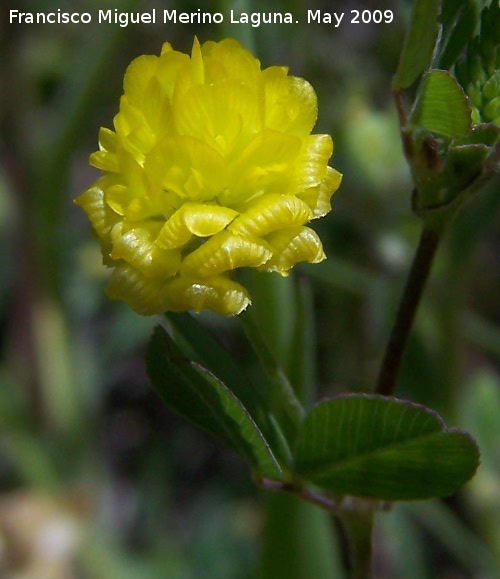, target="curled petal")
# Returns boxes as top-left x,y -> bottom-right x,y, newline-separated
294,134 -> 333,190
180,231 -> 272,278
110,223 -> 181,278
297,166 -> 343,218
107,263 -> 167,315
229,194 -> 312,237
156,203 -> 238,249
163,275 -> 251,315
262,226 -> 326,275
75,177 -> 122,238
